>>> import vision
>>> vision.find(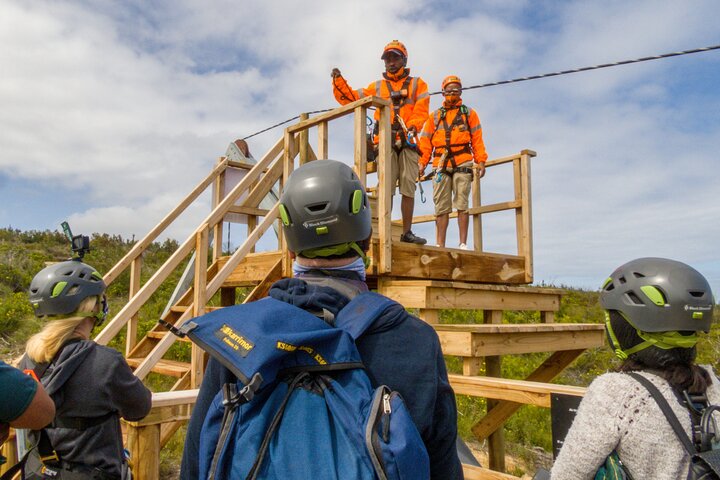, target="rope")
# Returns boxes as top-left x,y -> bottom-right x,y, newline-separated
241,108 -> 333,140
429,44 -> 720,96
240,44 -> 720,139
